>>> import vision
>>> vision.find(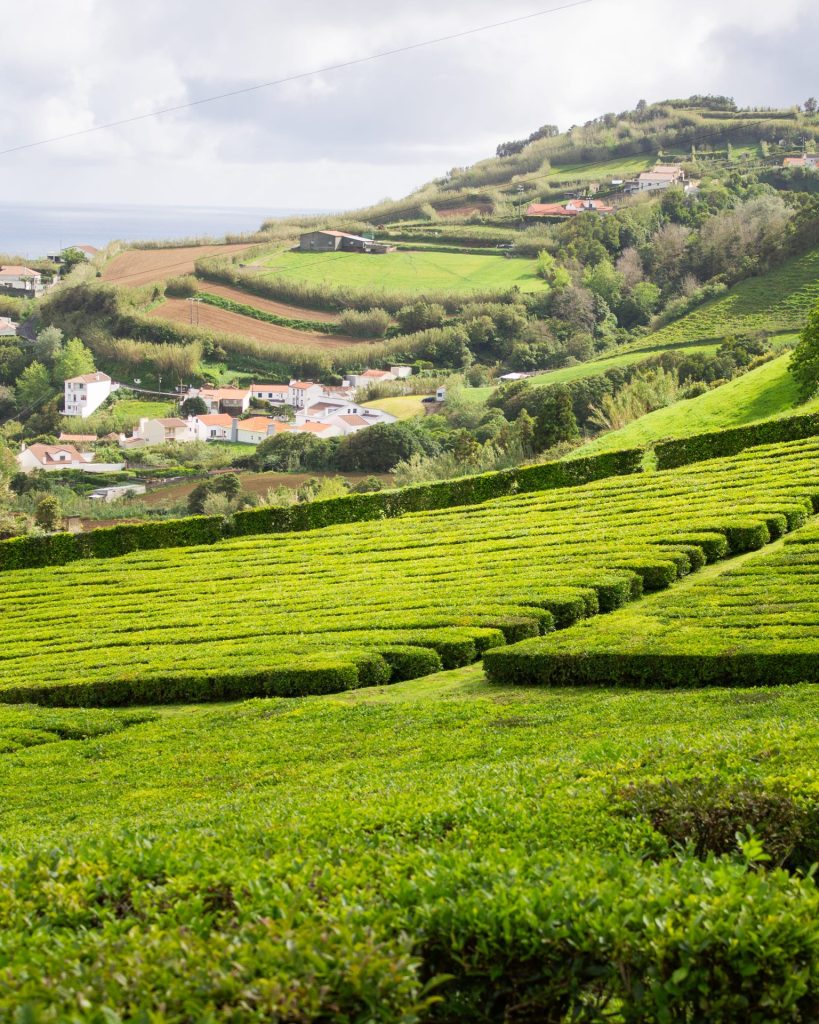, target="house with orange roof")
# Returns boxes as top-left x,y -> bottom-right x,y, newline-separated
0,265 -> 44,296
194,413 -> 233,441
287,380 -> 323,409
194,386 -> 251,415
17,443 -> 124,474
526,198 -> 614,219
250,383 -> 289,406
